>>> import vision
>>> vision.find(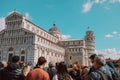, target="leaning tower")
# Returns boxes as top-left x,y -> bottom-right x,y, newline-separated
85,29 -> 95,66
